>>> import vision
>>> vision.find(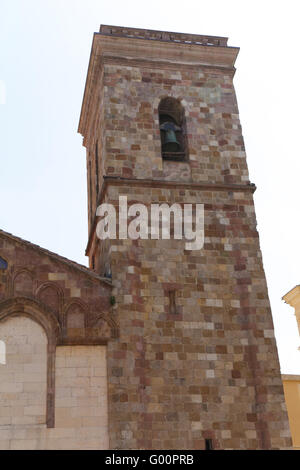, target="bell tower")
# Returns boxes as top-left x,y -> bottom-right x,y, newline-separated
78,25 -> 291,449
